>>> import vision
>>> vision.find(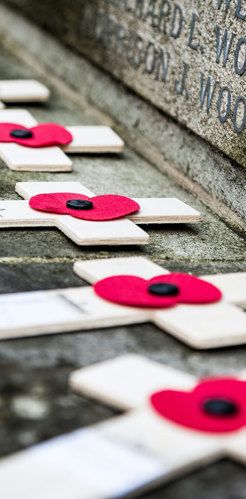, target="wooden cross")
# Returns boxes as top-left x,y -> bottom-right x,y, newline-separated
0,79 -> 50,103
0,181 -> 200,246
1,355 -> 246,499
0,256 -> 245,349
0,109 -> 124,171
69,355 -> 246,495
